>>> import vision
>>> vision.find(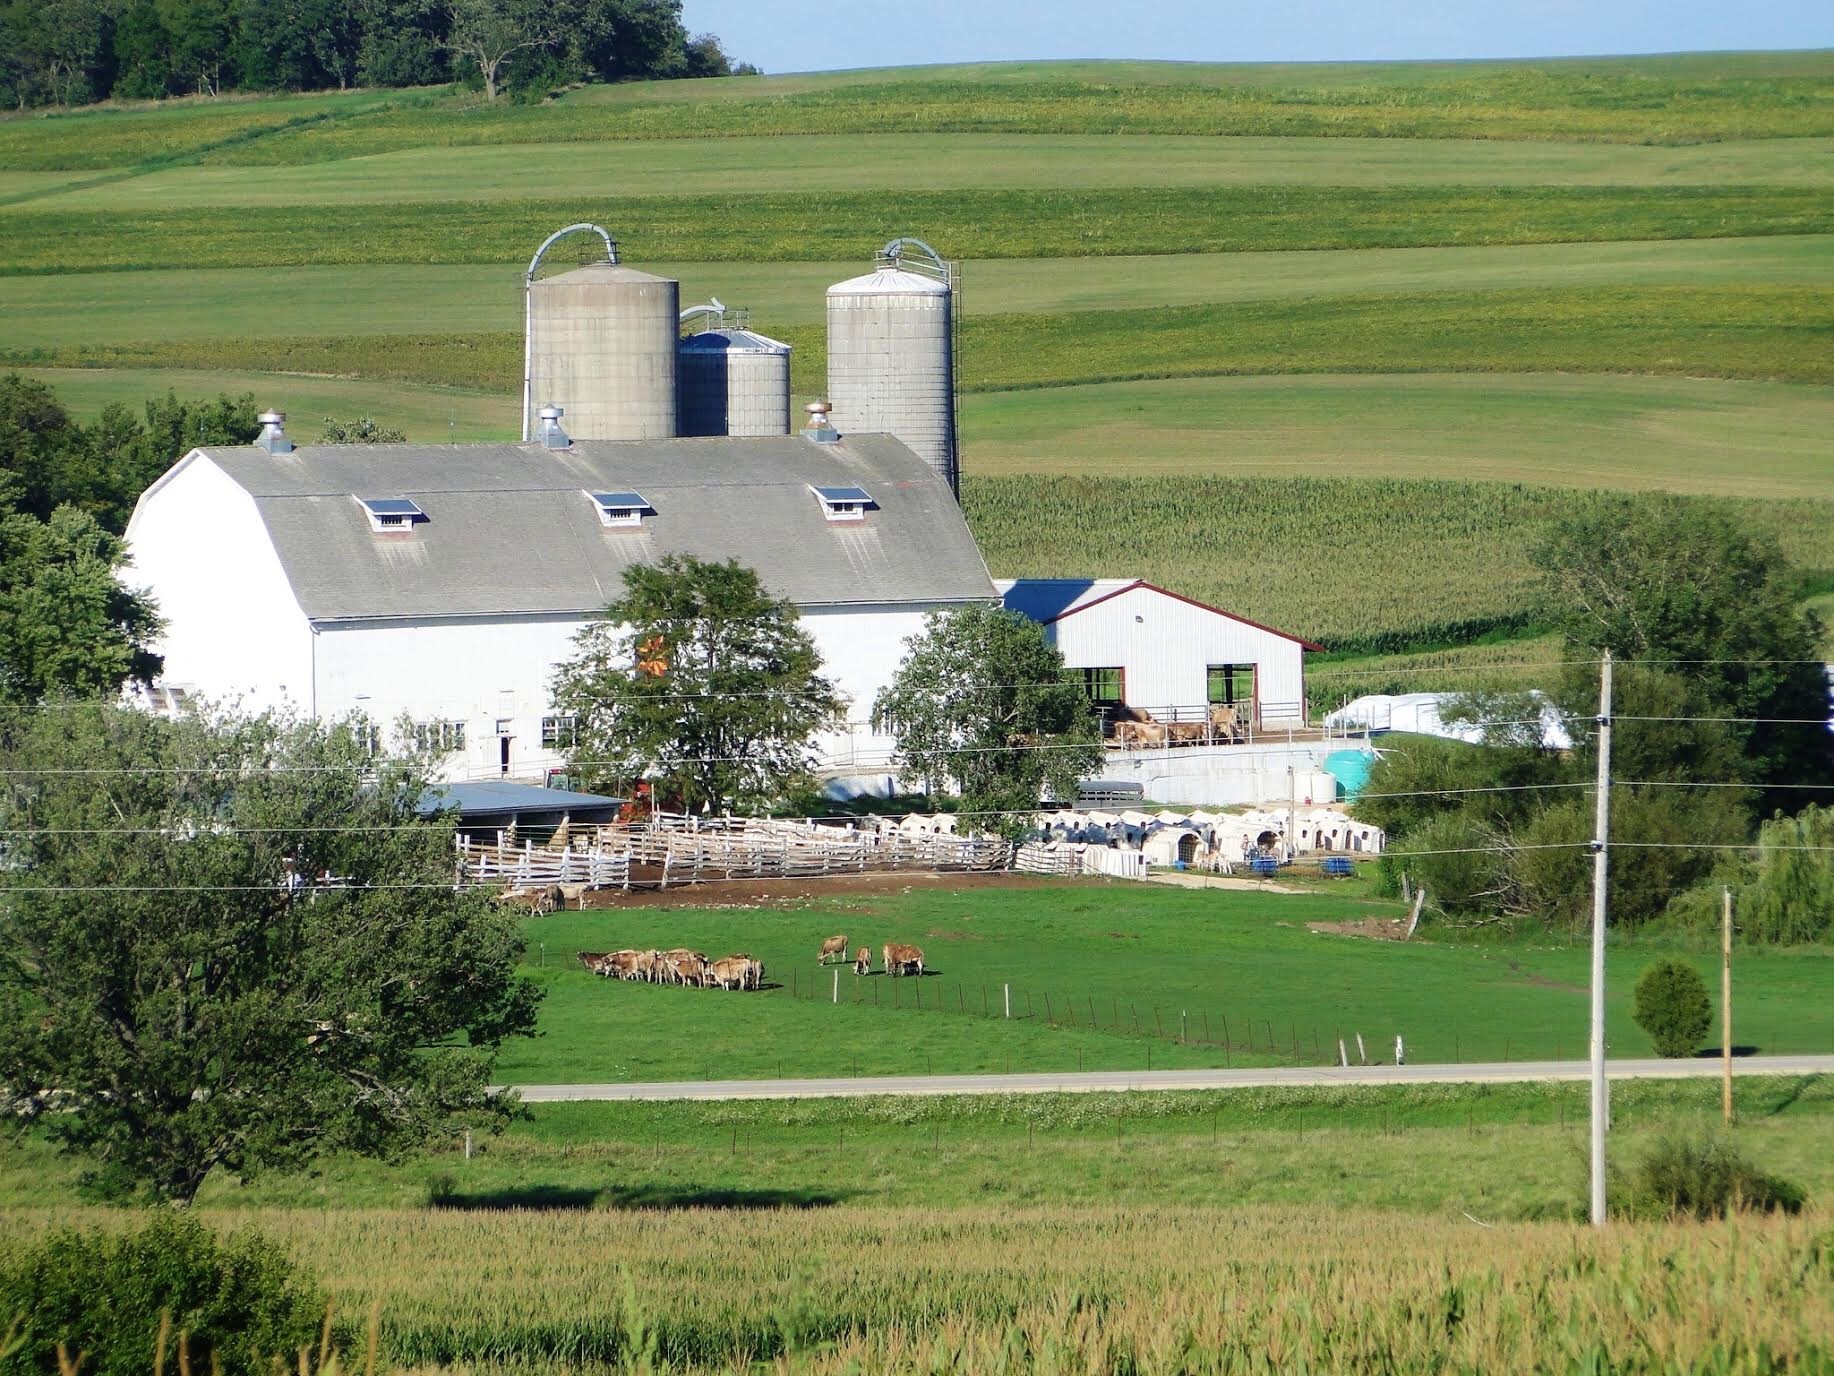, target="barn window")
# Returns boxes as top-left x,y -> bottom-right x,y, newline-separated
412,719 -> 466,754
542,714 -> 577,748
588,491 -> 652,528
811,485 -> 874,522
1080,667 -> 1124,706
355,496 -> 427,533
1206,664 -> 1256,707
